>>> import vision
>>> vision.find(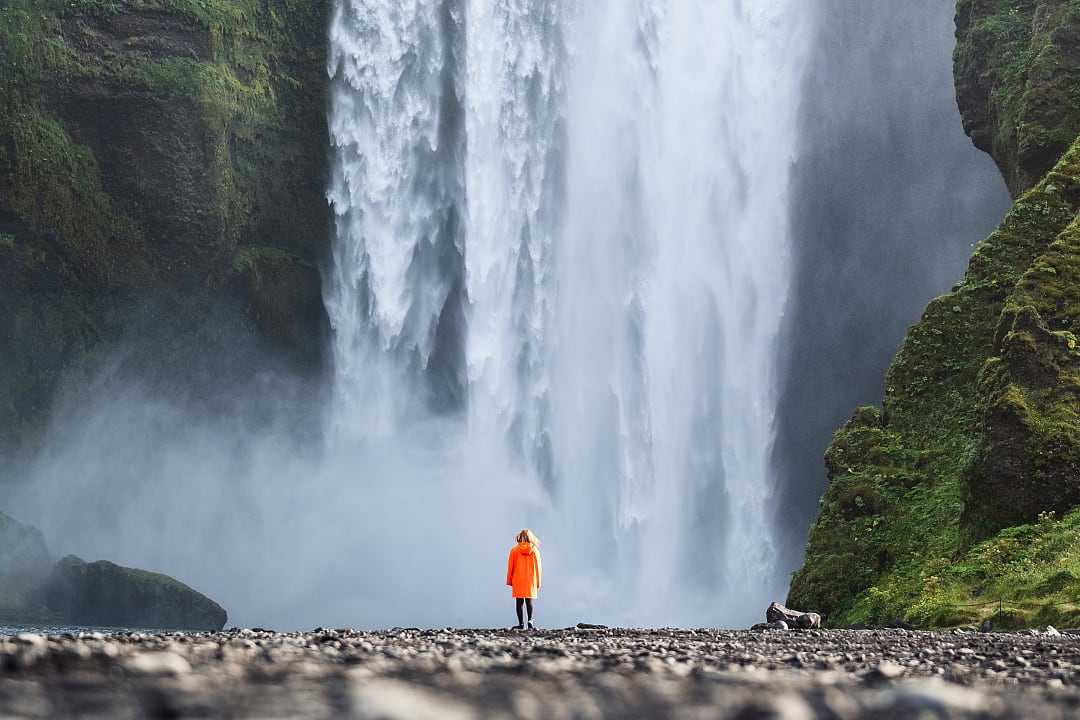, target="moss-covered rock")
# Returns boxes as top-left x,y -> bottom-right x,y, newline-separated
43,555 -> 227,631
231,246 -> 328,367
794,0 -> 1080,622
790,136 -> 1080,627
0,0 -> 330,450
0,510 -> 225,629
955,0 -> 1080,196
